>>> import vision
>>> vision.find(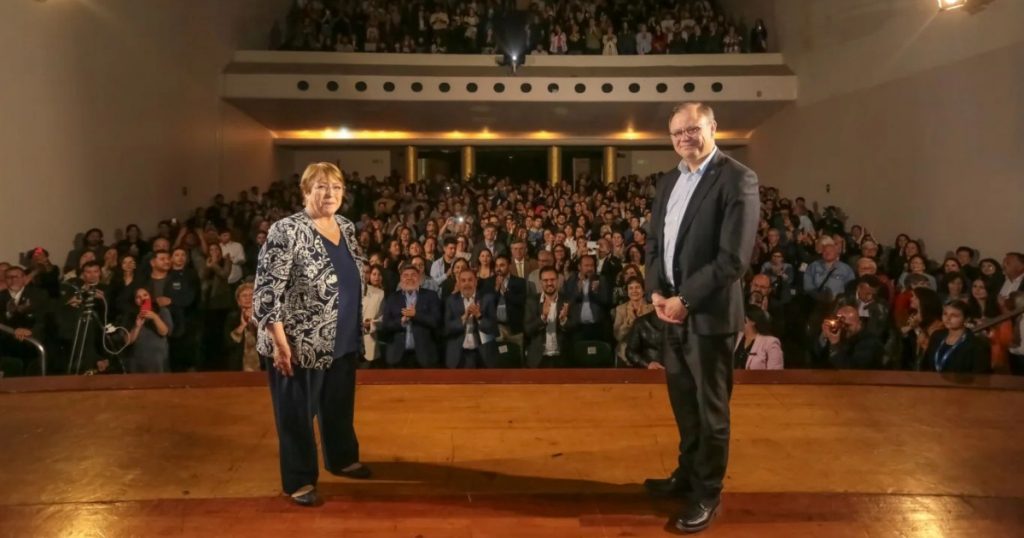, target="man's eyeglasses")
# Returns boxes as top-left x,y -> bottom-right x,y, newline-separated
669,126 -> 704,139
